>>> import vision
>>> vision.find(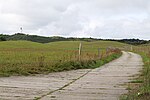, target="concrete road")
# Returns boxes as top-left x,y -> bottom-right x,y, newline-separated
0,51 -> 143,100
